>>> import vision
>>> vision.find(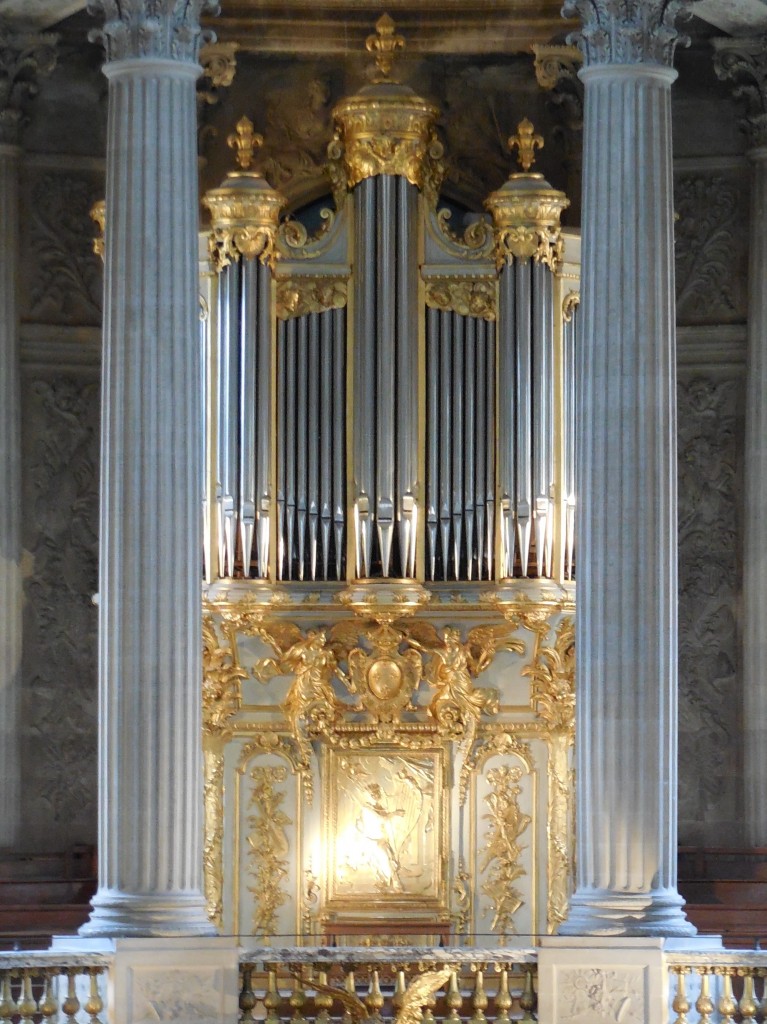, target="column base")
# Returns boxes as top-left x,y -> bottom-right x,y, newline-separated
79,890 -> 218,938
558,887 -> 697,937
